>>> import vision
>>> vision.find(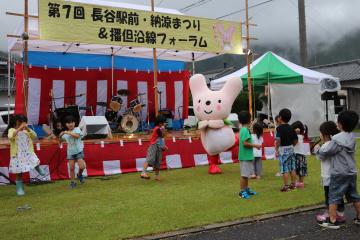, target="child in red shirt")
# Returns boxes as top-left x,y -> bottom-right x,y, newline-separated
140,115 -> 168,180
